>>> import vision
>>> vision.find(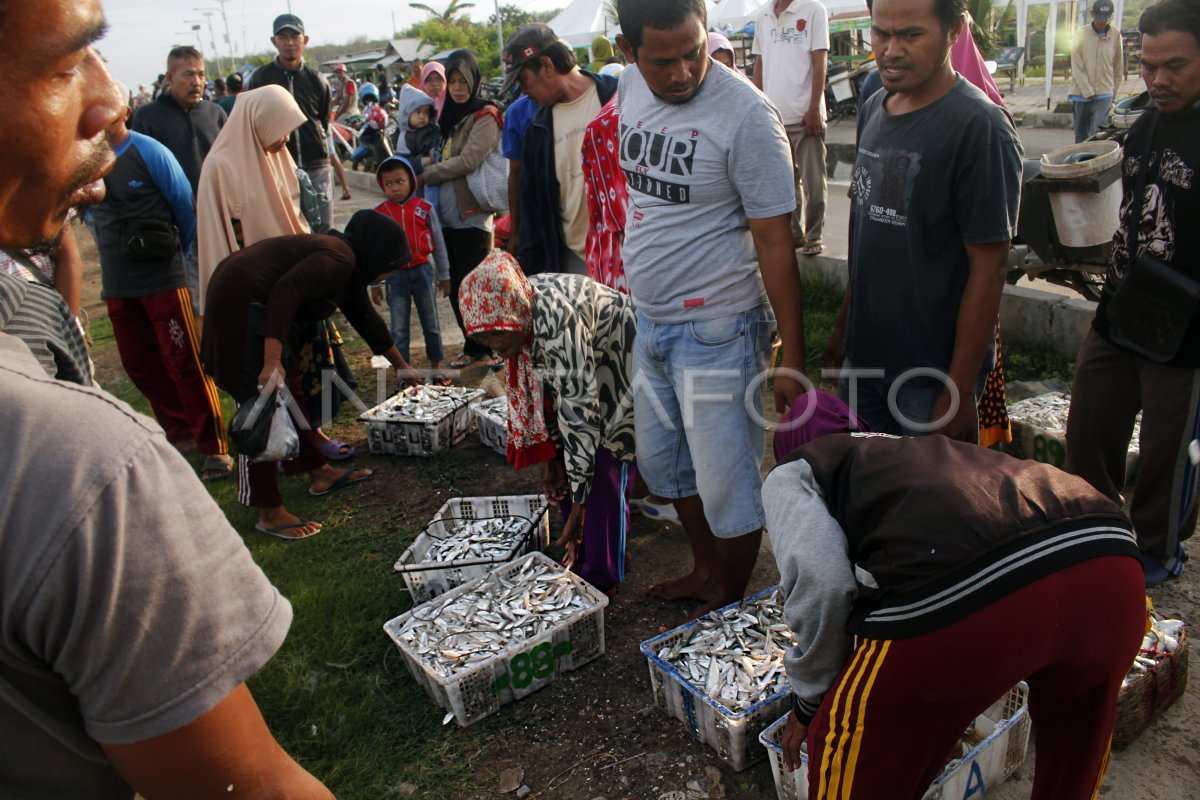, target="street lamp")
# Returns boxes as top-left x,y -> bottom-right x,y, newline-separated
181,21 -> 205,53
191,10 -> 224,75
